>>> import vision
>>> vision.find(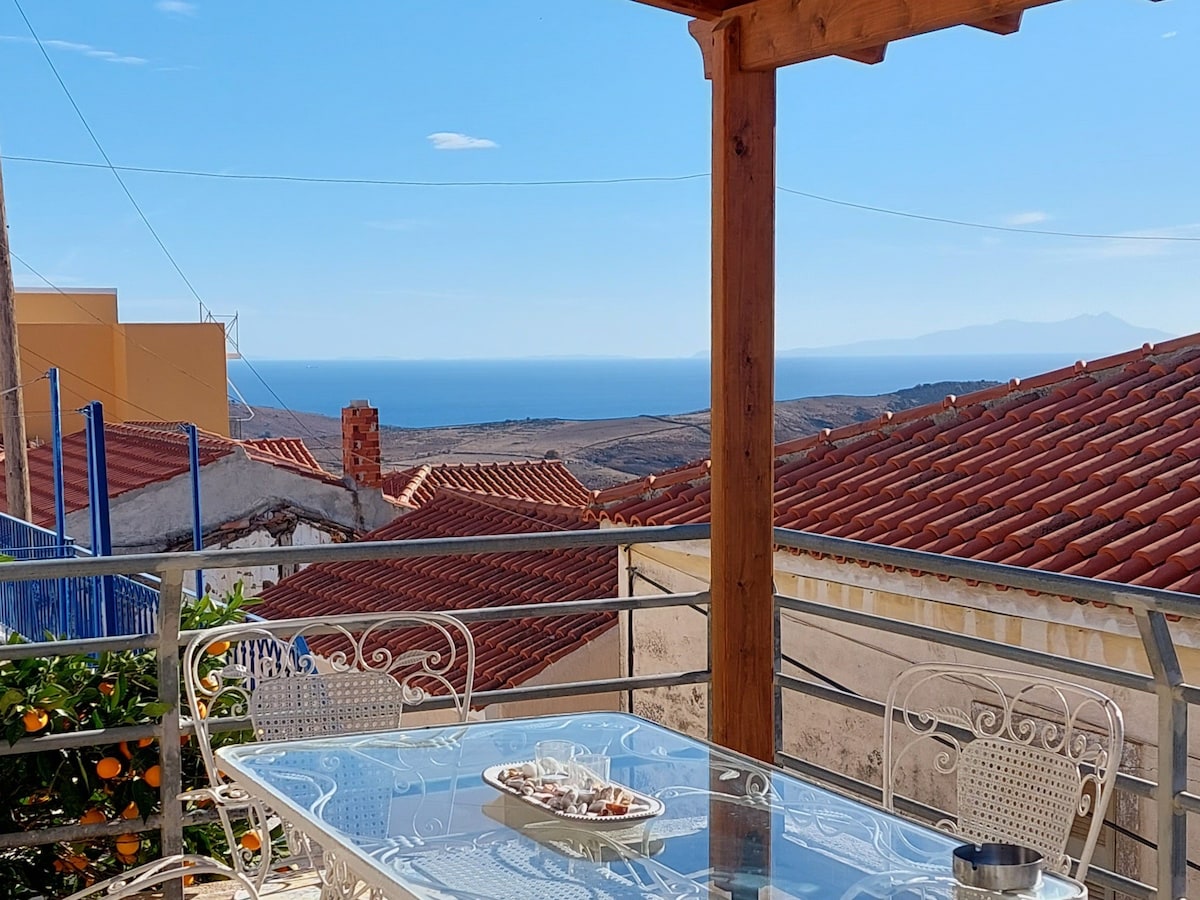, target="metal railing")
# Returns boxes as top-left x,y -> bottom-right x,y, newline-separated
0,523 -> 1196,897
770,527 -> 1199,900
0,512 -> 168,640
0,523 -> 711,896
